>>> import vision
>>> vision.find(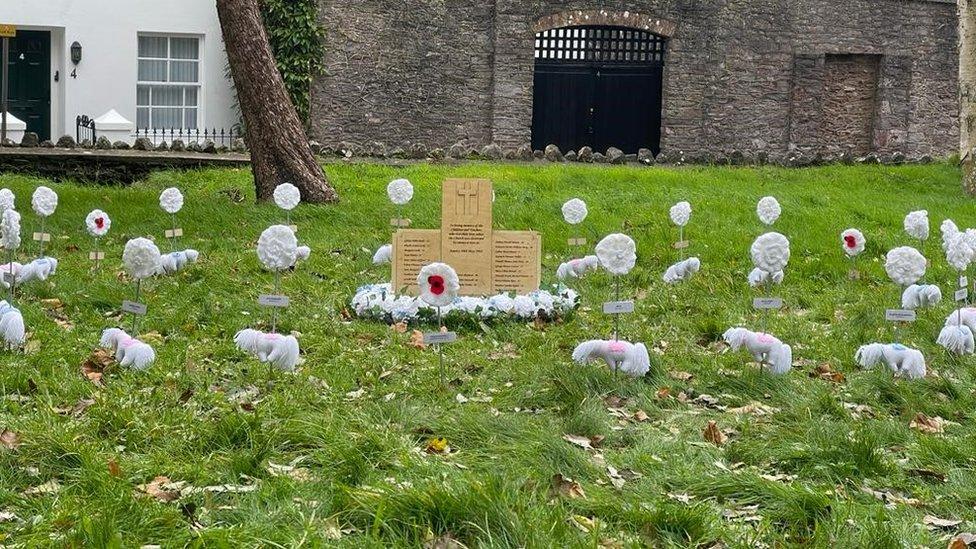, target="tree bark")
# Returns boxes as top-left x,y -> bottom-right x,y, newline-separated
216,0 -> 338,203
962,0 -> 976,194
